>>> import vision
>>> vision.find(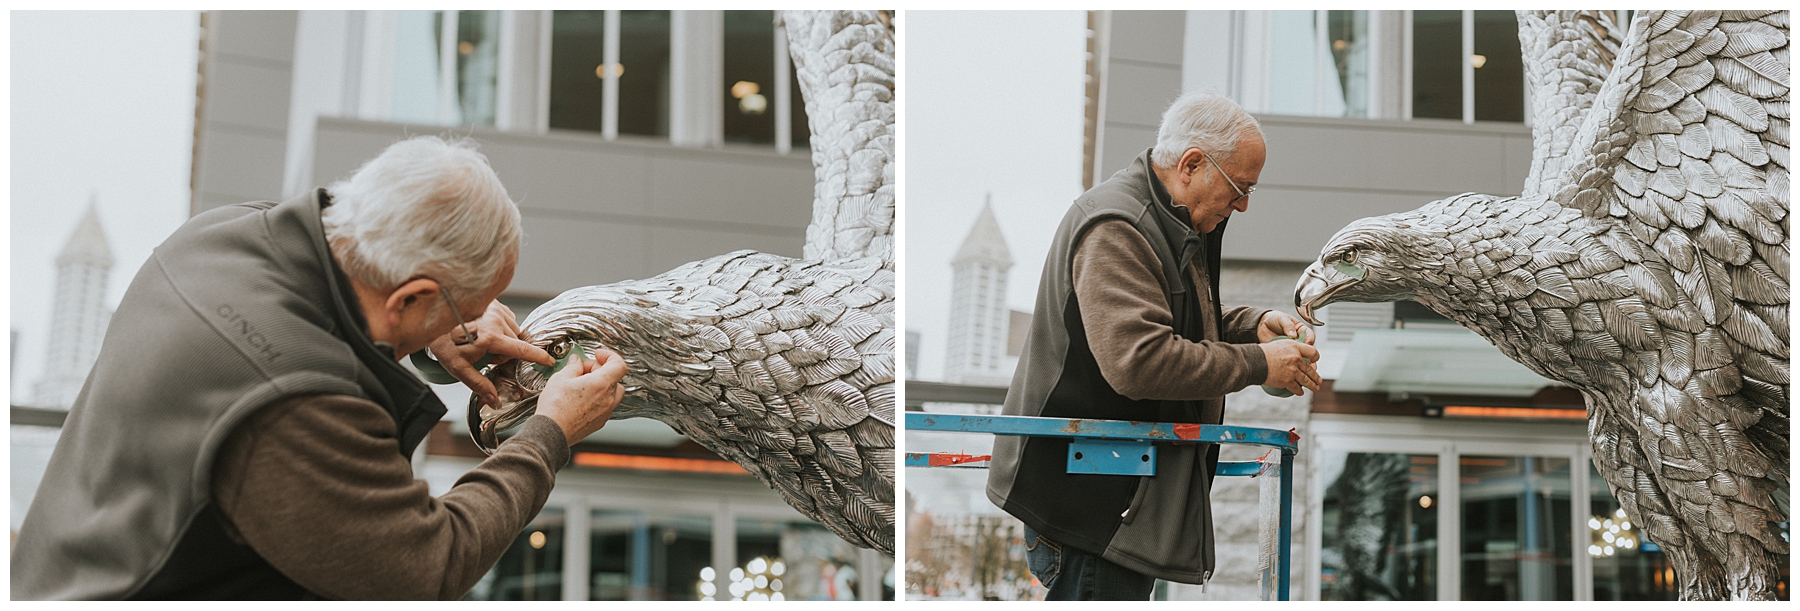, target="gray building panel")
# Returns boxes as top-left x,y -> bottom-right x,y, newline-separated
204,61 -> 299,132
645,154 -> 813,229
1106,11 -> 1186,65
494,146 -> 655,217
511,214 -> 651,297
1099,124 -> 1158,178
194,129 -> 290,204
210,11 -> 297,66
1224,186 -> 1440,262
1102,62 -> 1185,129
1257,116 -> 1530,196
